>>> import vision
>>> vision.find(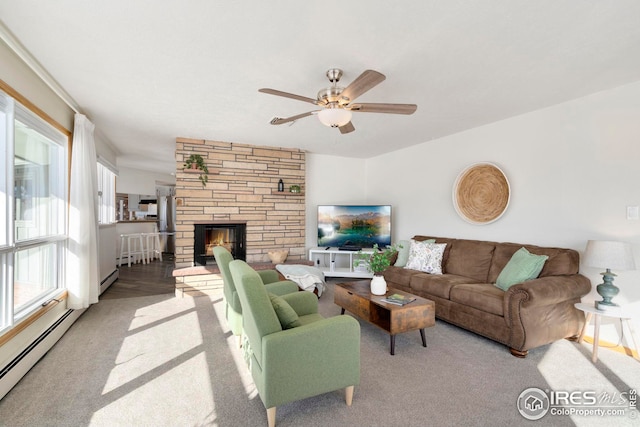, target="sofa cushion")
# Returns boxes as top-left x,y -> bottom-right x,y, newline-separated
538,248 -> 579,277
495,247 -> 549,291
405,240 -> 446,274
383,266 -> 423,291
268,293 -> 301,329
450,283 -> 505,317
410,273 -> 480,300
444,240 -> 496,282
